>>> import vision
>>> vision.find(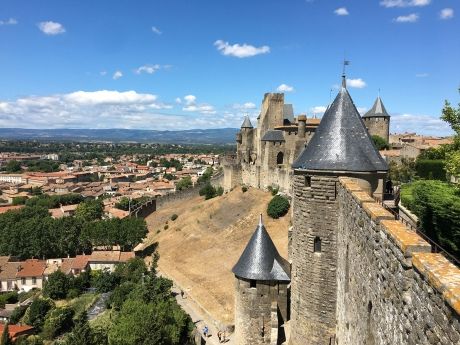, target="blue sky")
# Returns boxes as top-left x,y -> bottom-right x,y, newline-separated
0,0 -> 458,135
